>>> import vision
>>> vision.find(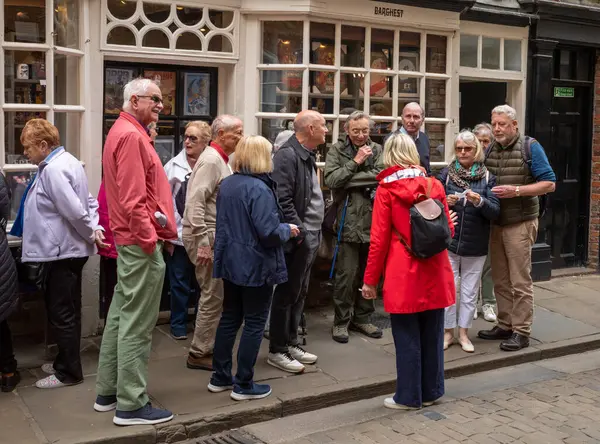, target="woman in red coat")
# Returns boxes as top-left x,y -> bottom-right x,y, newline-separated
362,133 -> 455,410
